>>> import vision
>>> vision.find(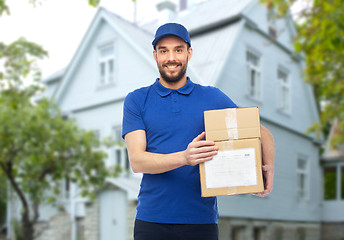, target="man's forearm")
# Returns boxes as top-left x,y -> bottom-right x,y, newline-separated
129,150 -> 187,174
261,125 -> 275,168
125,131 -> 217,174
